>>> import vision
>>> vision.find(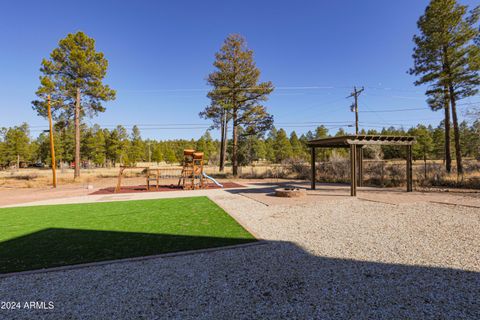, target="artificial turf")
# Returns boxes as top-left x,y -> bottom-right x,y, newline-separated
0,196 -> 255,274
